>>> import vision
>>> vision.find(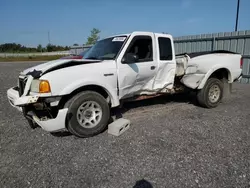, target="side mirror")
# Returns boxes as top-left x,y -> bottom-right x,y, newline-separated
122,53 -> 138,64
